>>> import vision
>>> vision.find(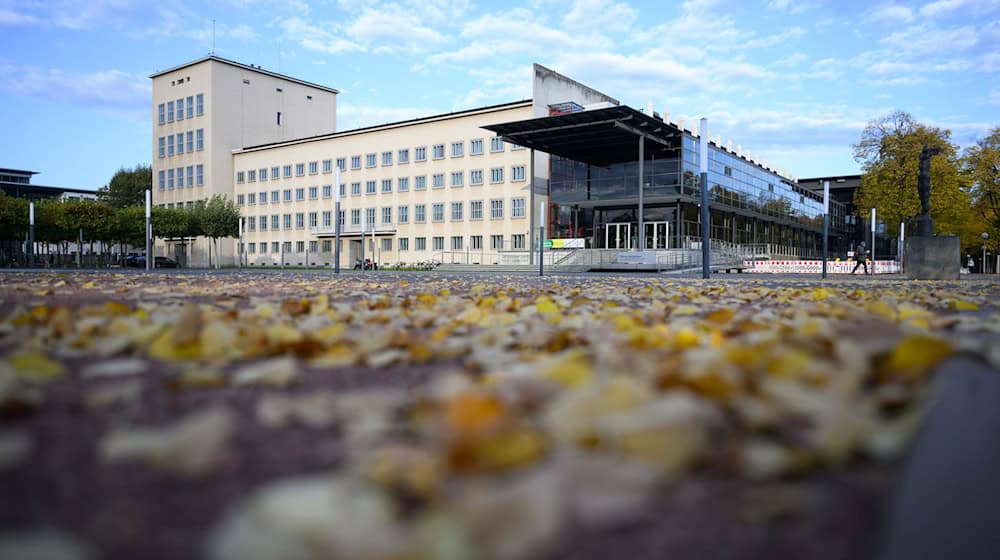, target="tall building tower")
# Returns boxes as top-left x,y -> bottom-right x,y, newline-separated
149,56 -> 338,266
